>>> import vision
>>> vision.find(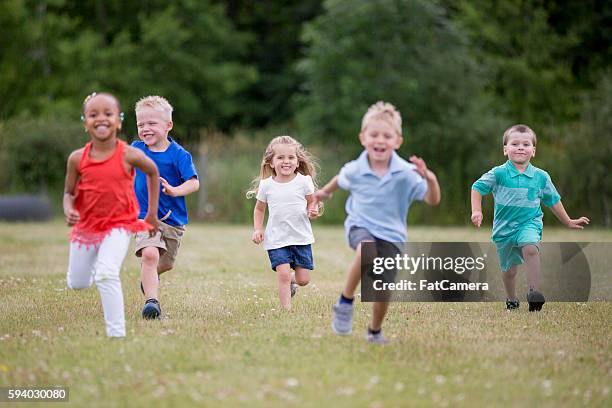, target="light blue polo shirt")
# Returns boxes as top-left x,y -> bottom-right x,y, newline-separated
337,150 -> 428,243
472,160 -> 561,242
